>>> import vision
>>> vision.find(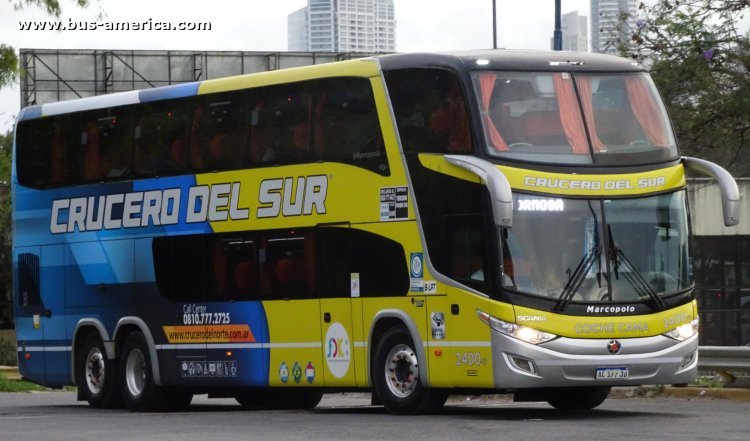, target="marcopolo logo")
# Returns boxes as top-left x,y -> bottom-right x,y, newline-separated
324,322 -> 351,379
